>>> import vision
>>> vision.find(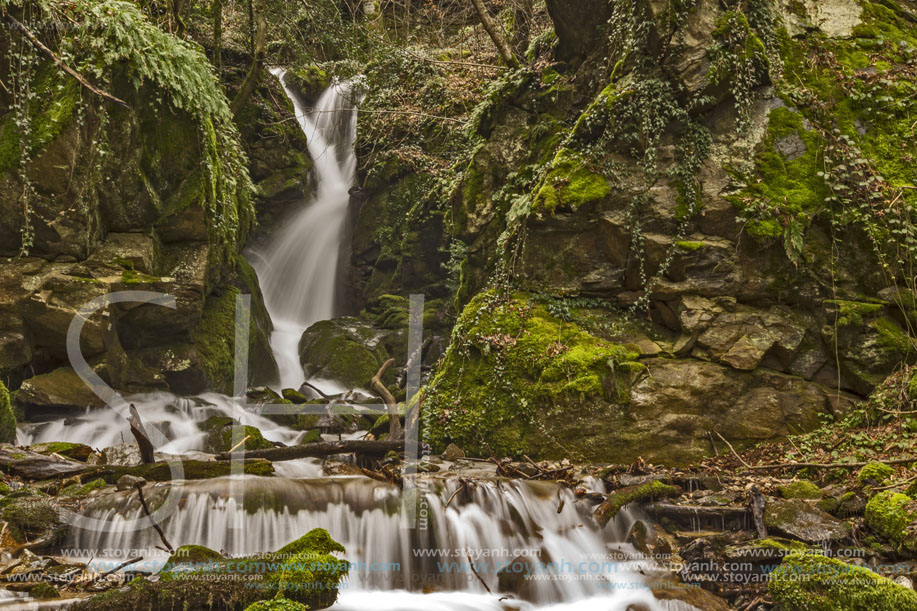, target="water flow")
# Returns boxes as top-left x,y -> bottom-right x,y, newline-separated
253,70 -> 363,389
69,478 -> 676,610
